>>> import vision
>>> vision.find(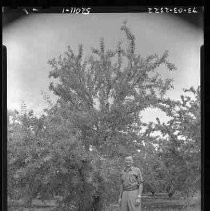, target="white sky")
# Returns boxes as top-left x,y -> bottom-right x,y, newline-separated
3,13 -> 203,123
